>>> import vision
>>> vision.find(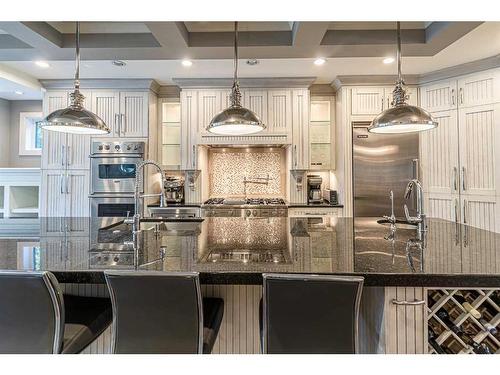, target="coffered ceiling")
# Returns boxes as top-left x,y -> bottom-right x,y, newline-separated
0,21 -> 483,60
